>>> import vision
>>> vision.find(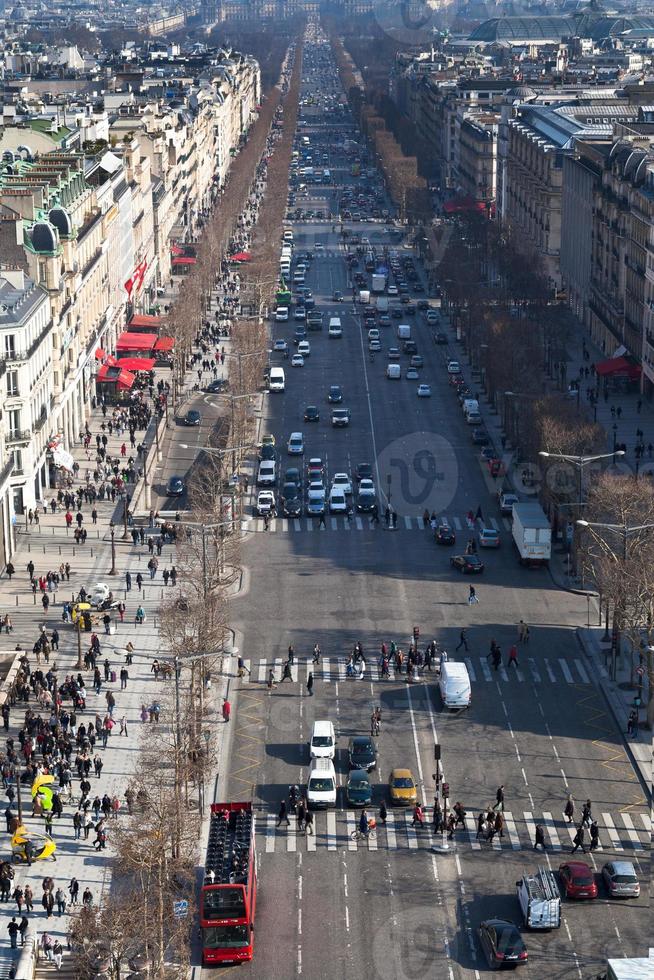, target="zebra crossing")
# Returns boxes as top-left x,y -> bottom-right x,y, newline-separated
237,655 -> 595,687
261,808 -> 651,855
245,513 -> 512,534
